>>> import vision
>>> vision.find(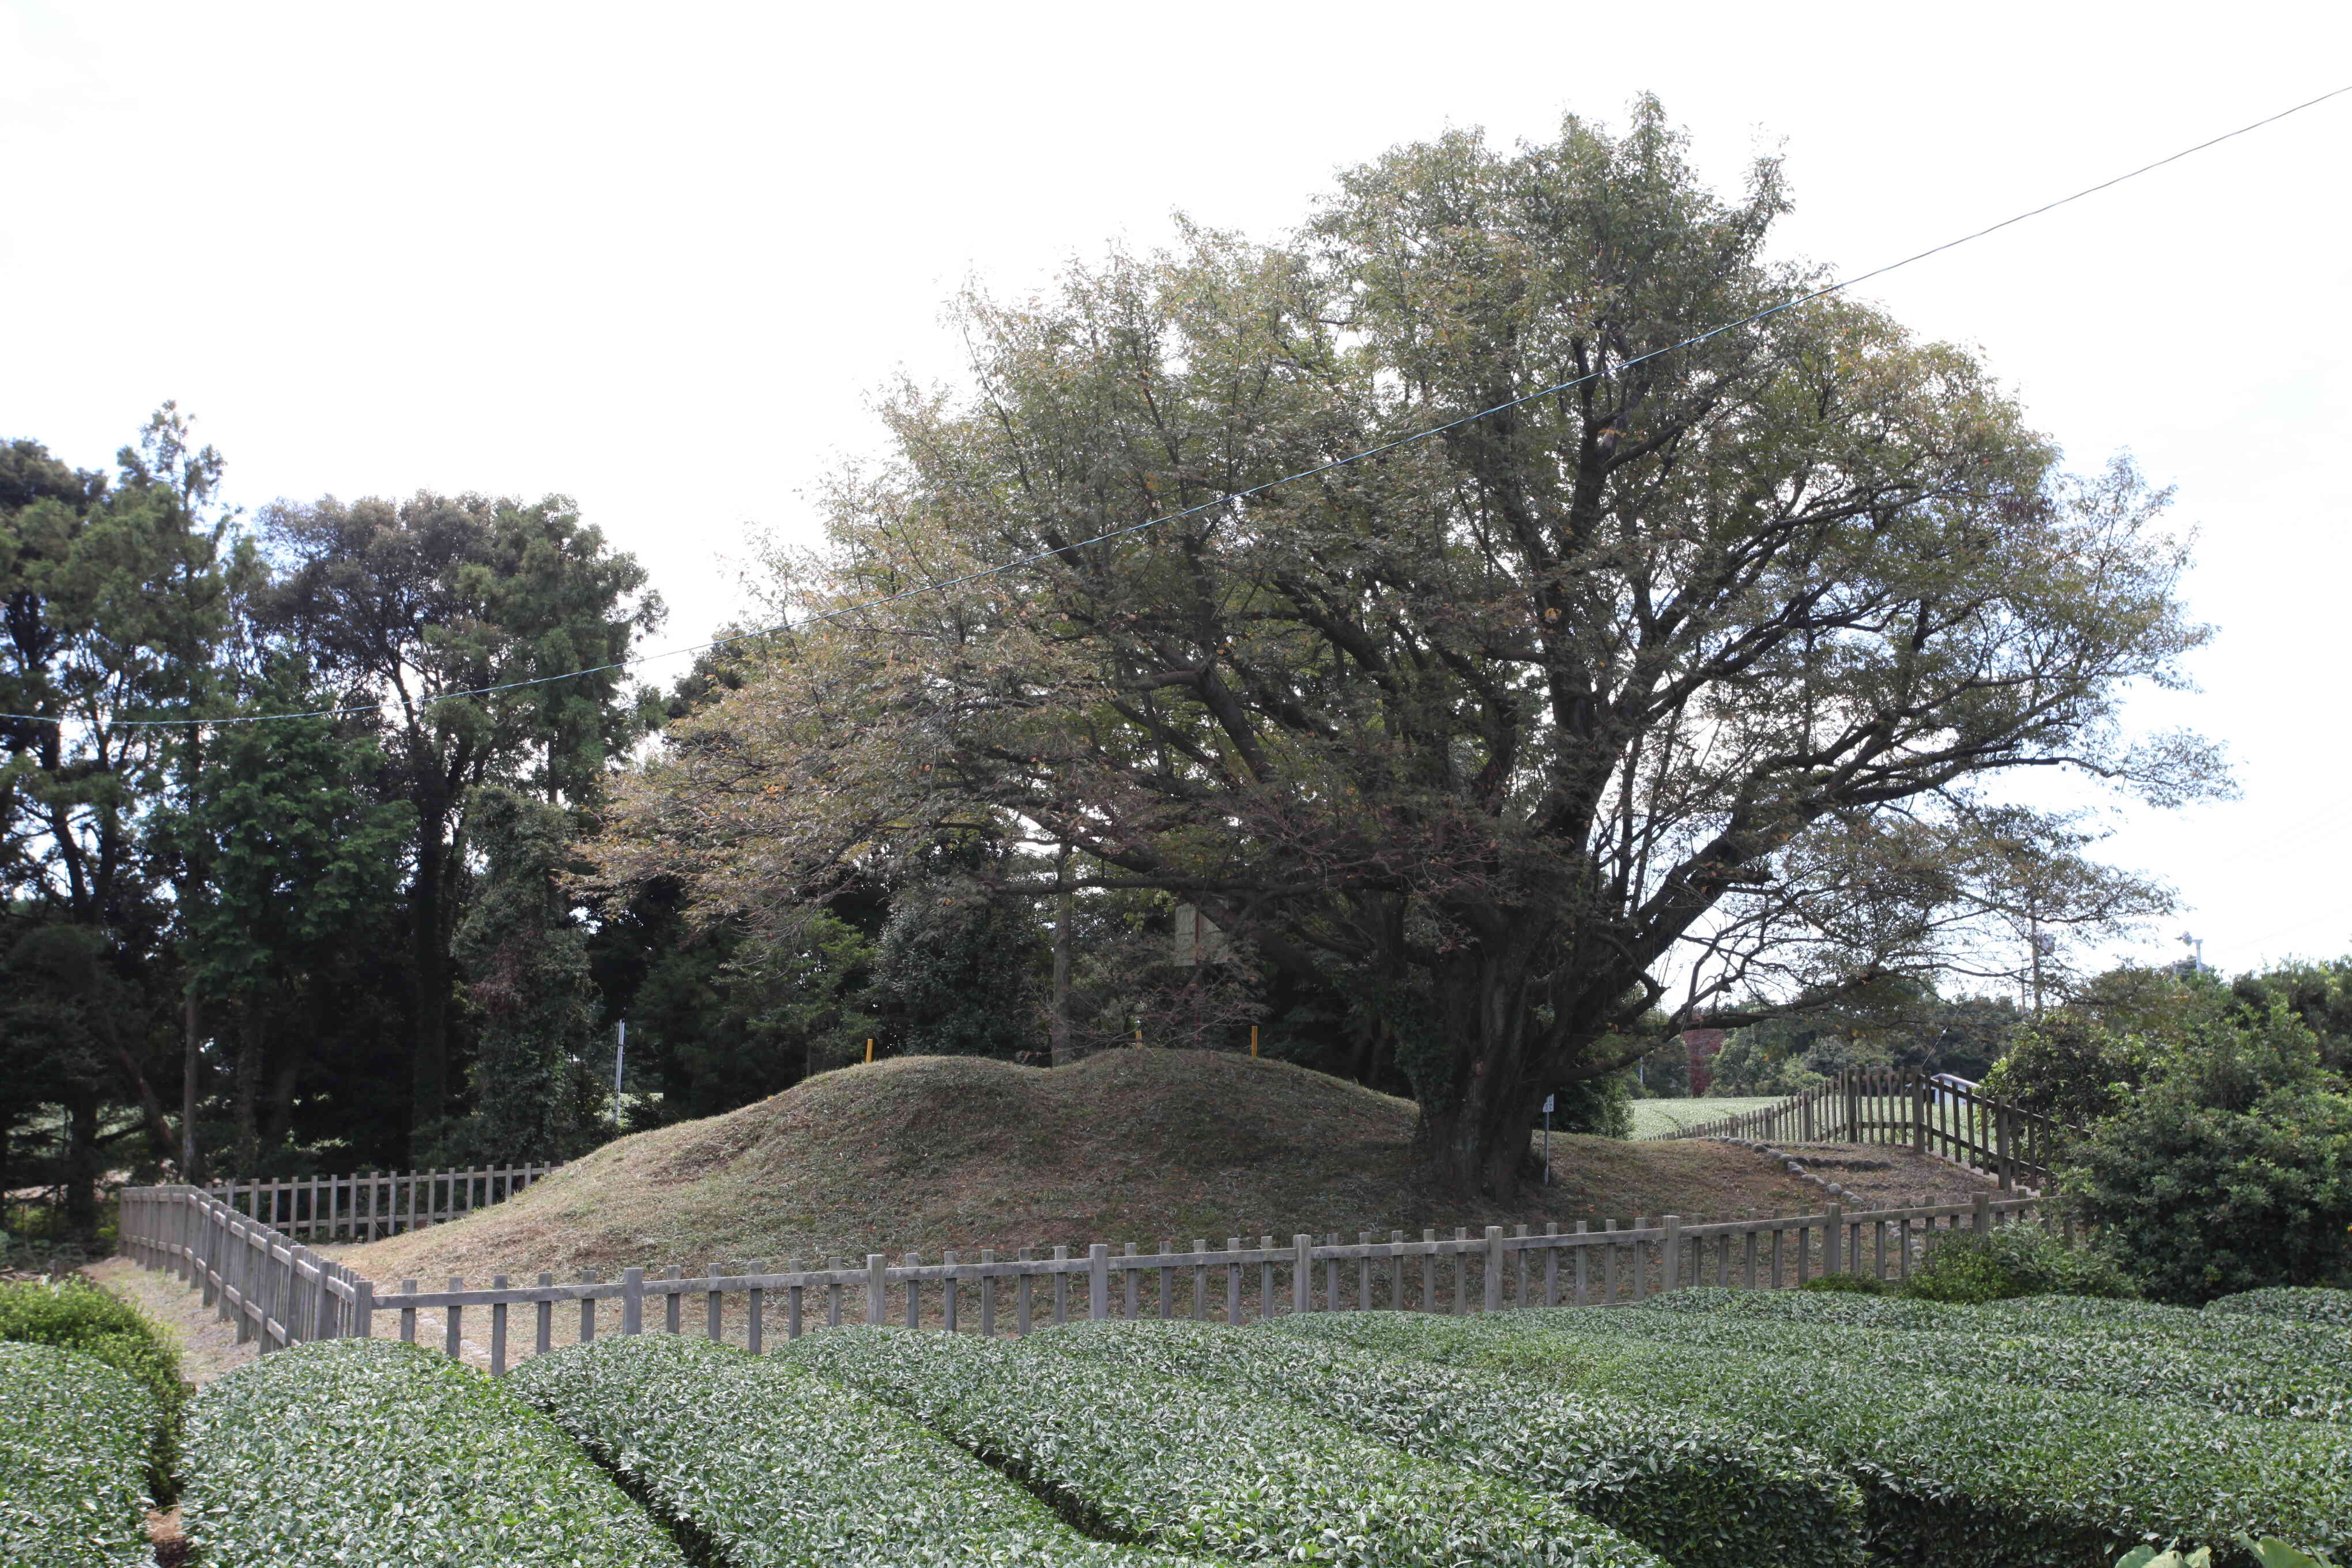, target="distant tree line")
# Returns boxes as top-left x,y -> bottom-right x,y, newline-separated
0,412 -> 1388,1235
